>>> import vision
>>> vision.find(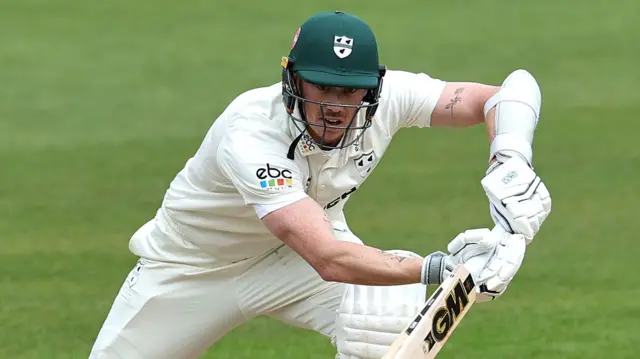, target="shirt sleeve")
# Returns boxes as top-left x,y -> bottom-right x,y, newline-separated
381,70 -> 447,134
217,132 -> 309,219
